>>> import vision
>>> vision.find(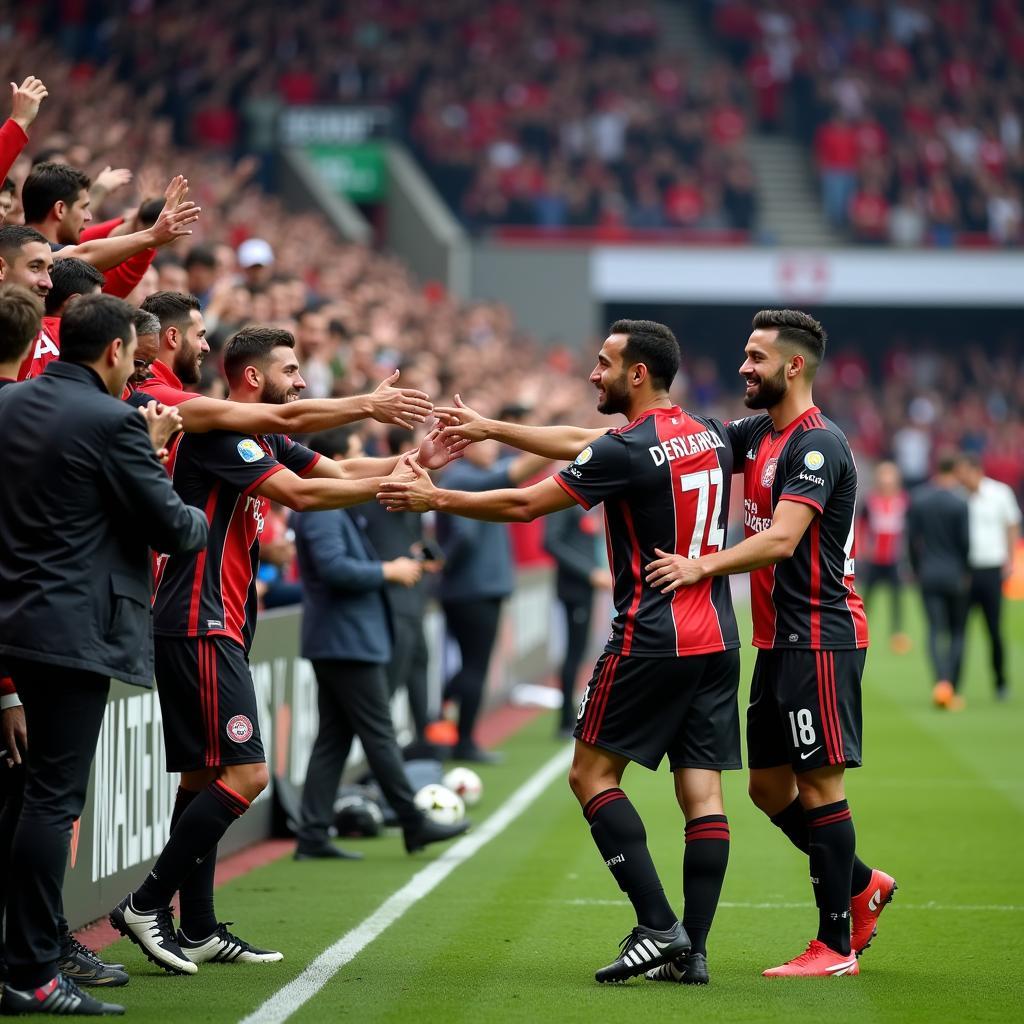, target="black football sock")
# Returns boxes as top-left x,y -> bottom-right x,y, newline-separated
771,797 -> 872,895
133,781 -> 248,913
681,815 -> 730,956
805,800 -> 855,956
166,787 -> 219,939
583,788 -> 676,932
